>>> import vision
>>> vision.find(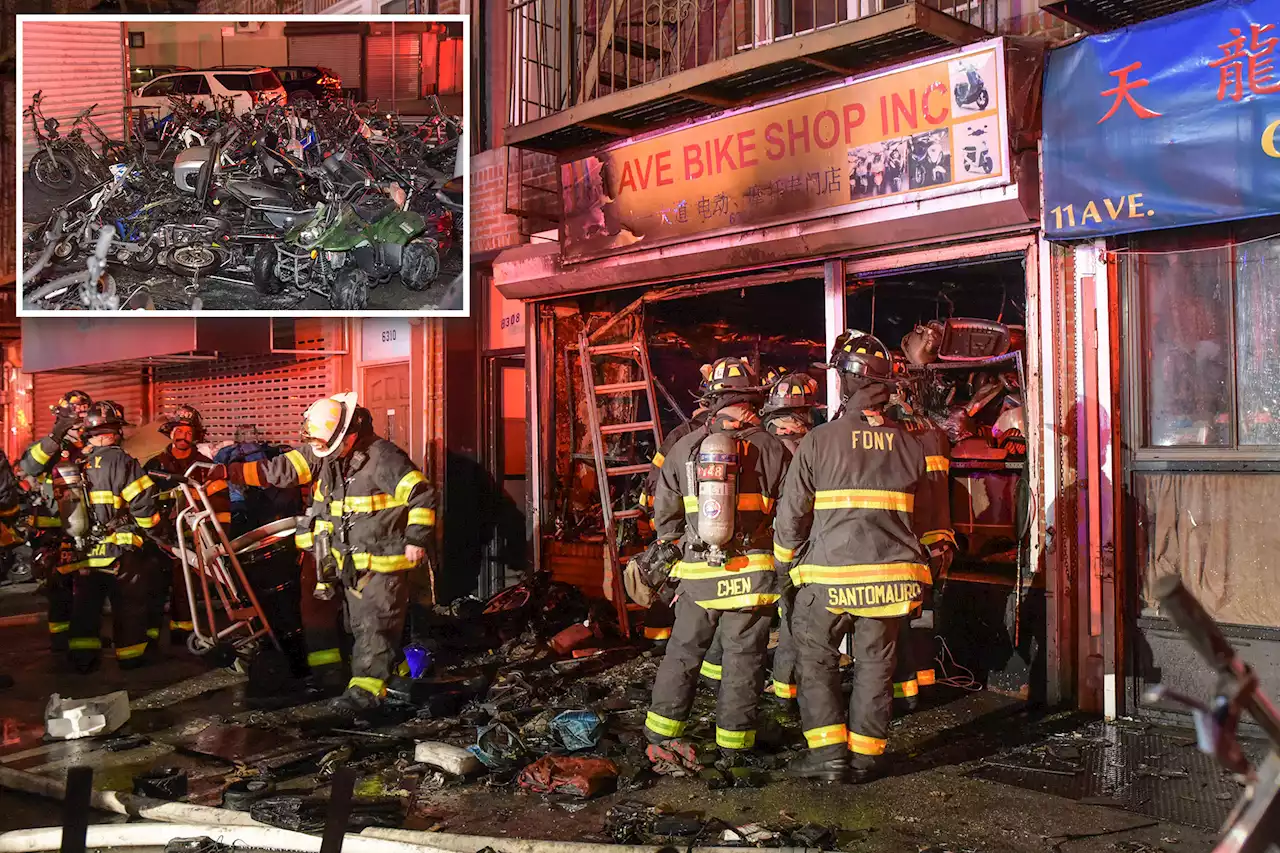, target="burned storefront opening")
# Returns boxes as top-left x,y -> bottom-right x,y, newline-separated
536,248 -> 1040,701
